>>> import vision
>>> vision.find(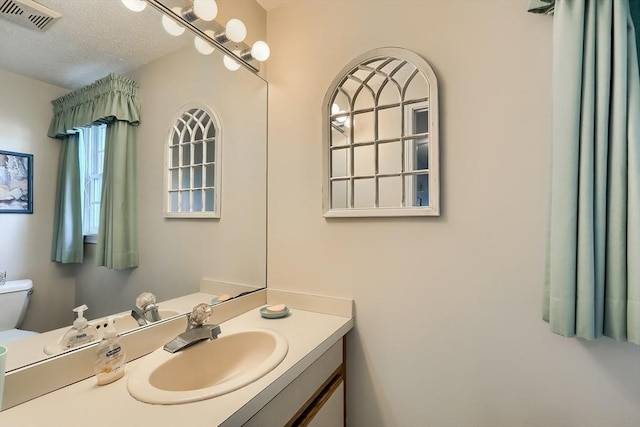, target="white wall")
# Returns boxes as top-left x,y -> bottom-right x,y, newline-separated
265,1 -> 640,426
0,69 -> 75,332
